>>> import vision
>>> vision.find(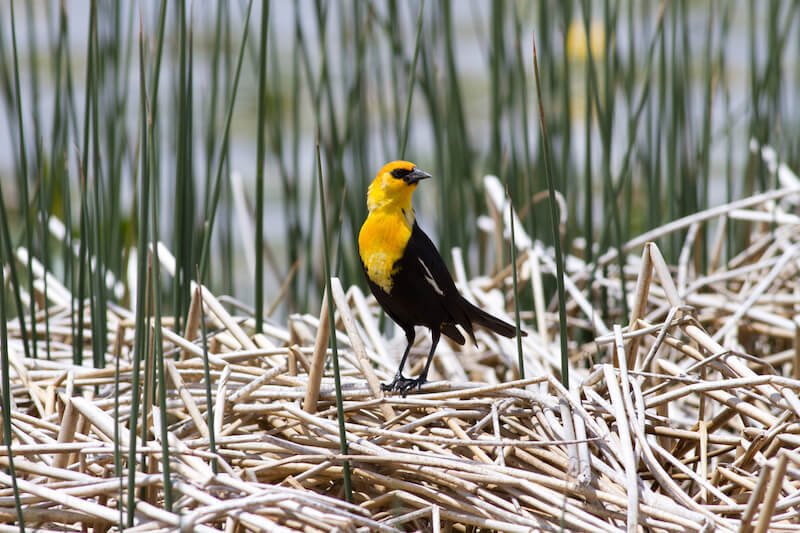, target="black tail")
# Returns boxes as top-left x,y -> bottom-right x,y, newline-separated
462,297 -> 525,339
